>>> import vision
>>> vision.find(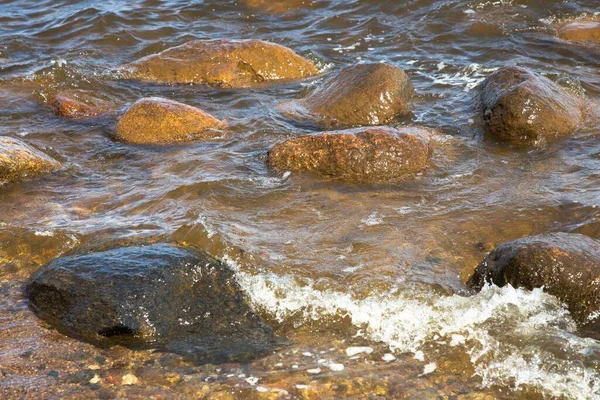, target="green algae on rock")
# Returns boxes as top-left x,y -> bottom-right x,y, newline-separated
478,67 -> 584,144
467,233 -> 600,328
0,137 -> 61,184
267,126 -> 432,183
121,39 -> 319,88
115,97 -> 226,145
279,63 -> 414,128
25,244 -> 277,364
